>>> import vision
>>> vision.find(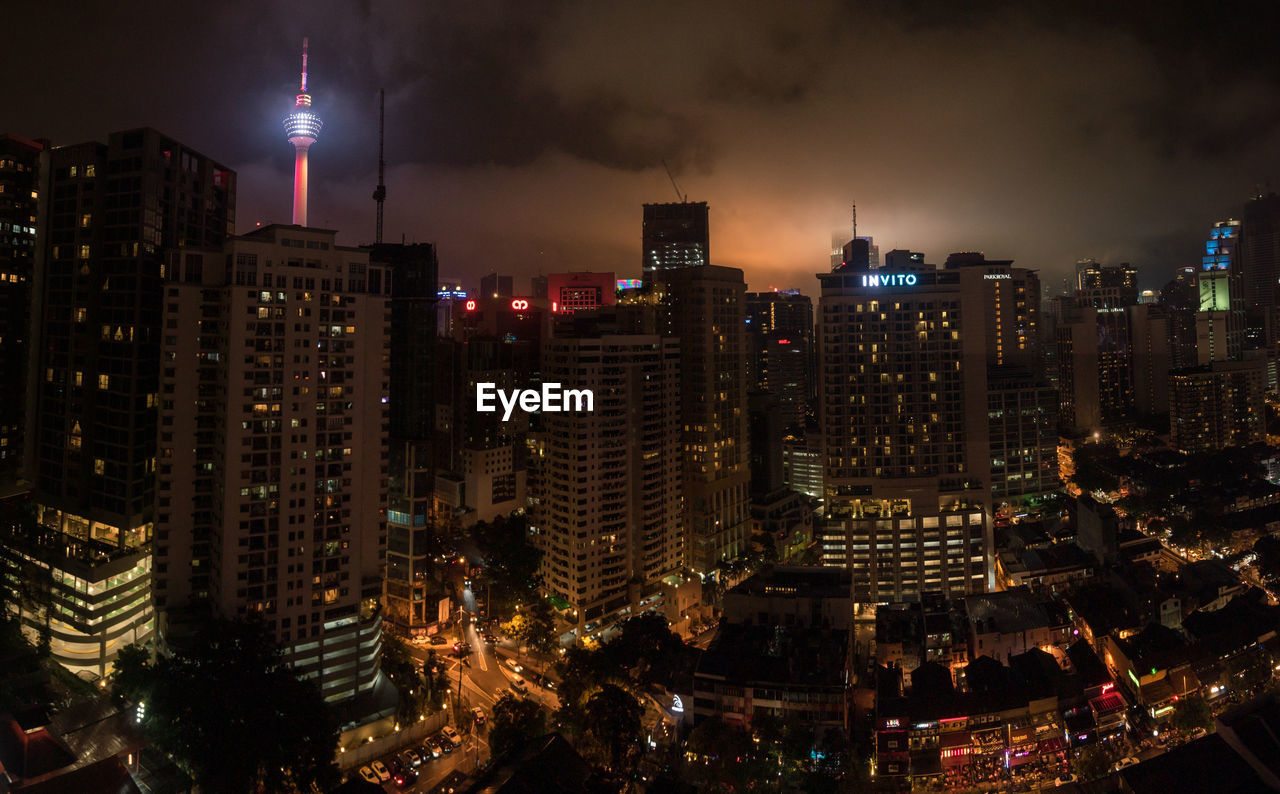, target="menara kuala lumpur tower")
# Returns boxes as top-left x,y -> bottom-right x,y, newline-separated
284,38 -> 322,226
